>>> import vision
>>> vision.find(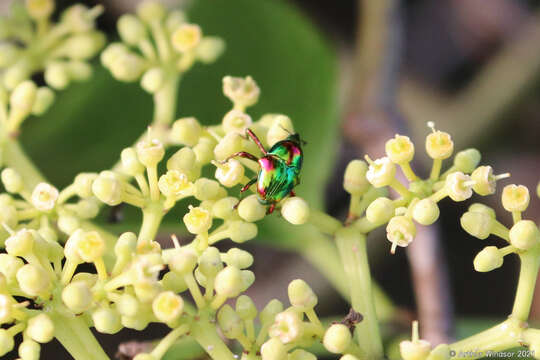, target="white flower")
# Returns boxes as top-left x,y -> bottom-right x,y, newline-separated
31,182 -> 59,211
365,157 -> 396,188
445,172 -> 473,202
269,310 -> 303,344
